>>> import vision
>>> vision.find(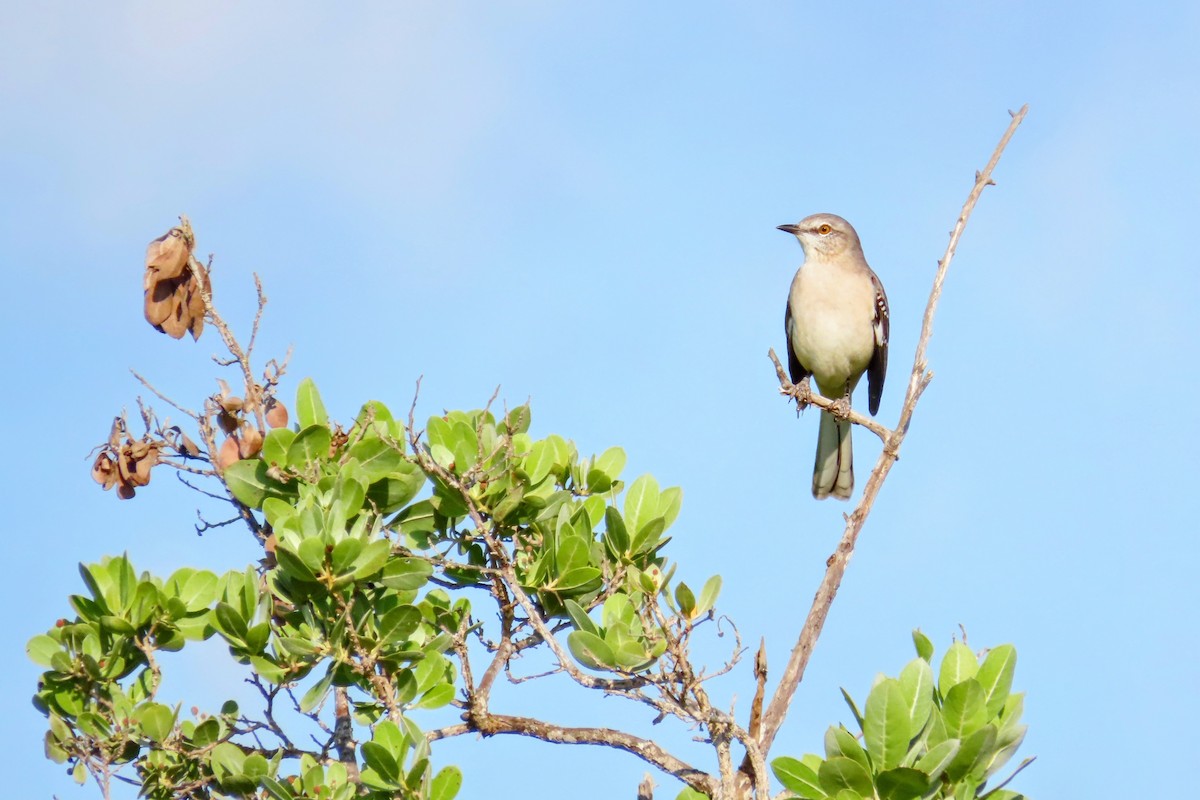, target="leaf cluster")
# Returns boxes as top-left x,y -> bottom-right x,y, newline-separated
771,632 -> 1028,800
